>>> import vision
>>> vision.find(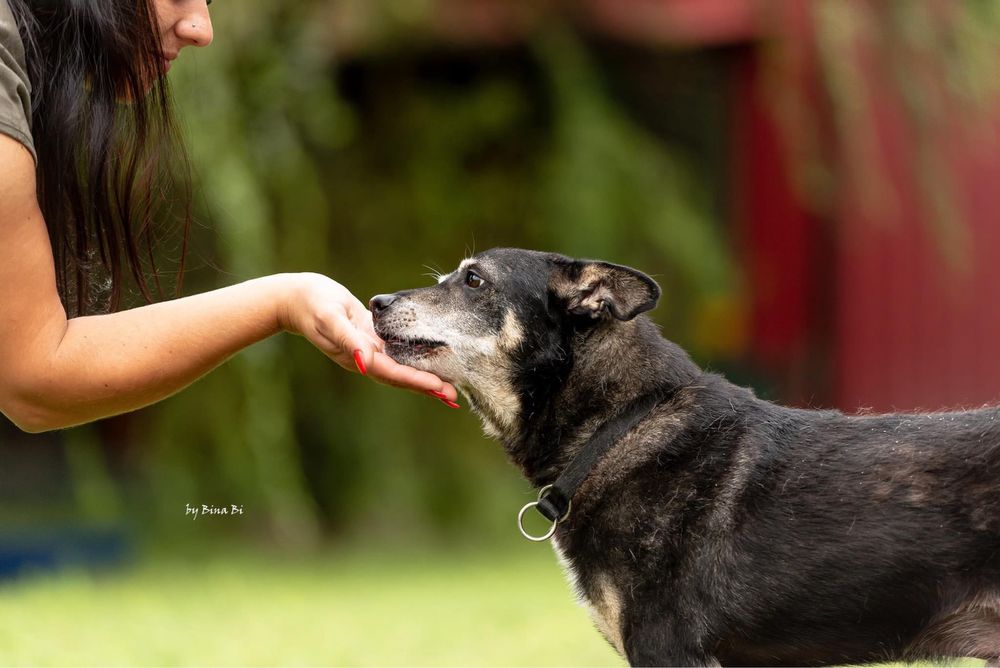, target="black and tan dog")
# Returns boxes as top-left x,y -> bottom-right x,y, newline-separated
370,248 -> 1000,666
